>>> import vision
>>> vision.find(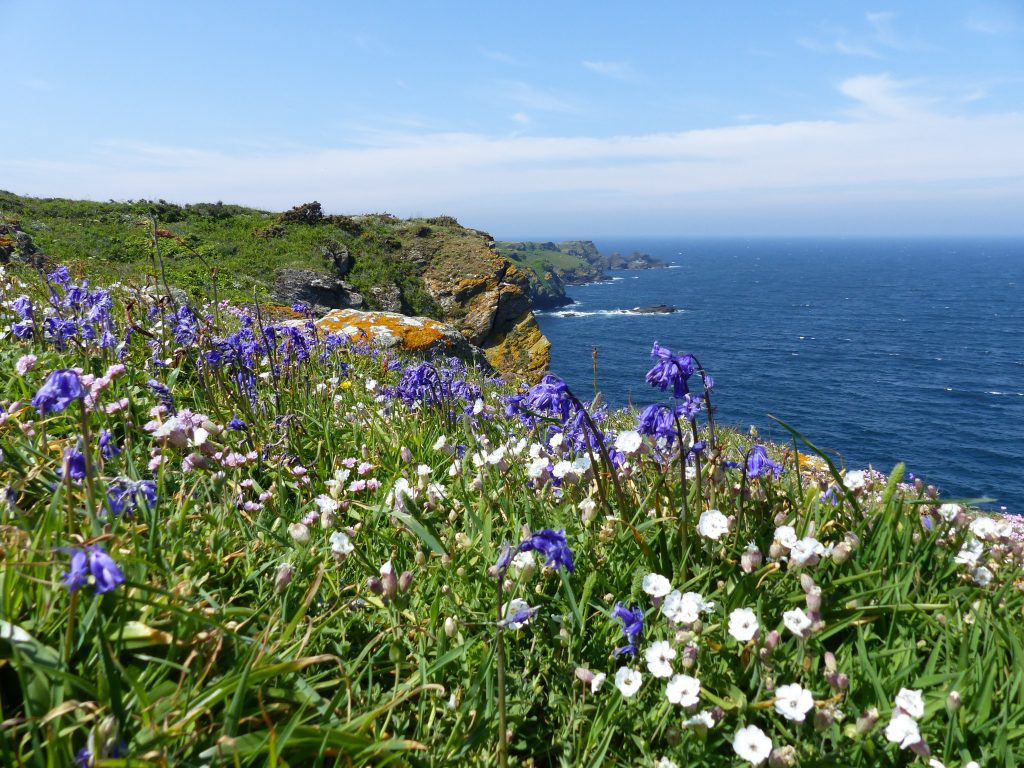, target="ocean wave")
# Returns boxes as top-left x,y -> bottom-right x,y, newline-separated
541,308 -> 676,318
986,391 -> 1024,397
